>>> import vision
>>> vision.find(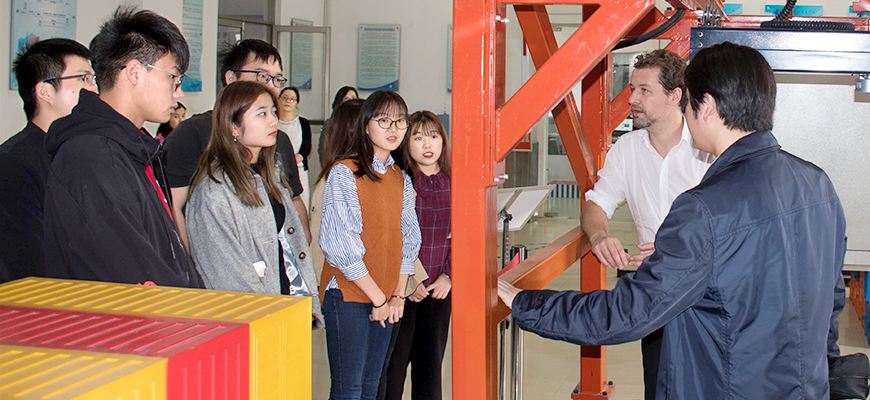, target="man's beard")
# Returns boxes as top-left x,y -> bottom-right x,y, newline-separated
632,109 -> 657,129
